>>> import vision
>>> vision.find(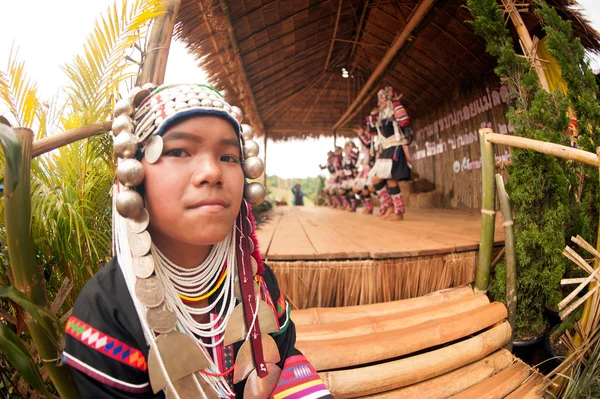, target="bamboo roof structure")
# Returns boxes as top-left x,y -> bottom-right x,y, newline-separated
173,0 -> 600,140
